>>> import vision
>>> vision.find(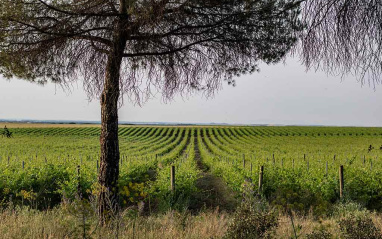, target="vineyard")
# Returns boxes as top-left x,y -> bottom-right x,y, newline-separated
1,125 -> 382,215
